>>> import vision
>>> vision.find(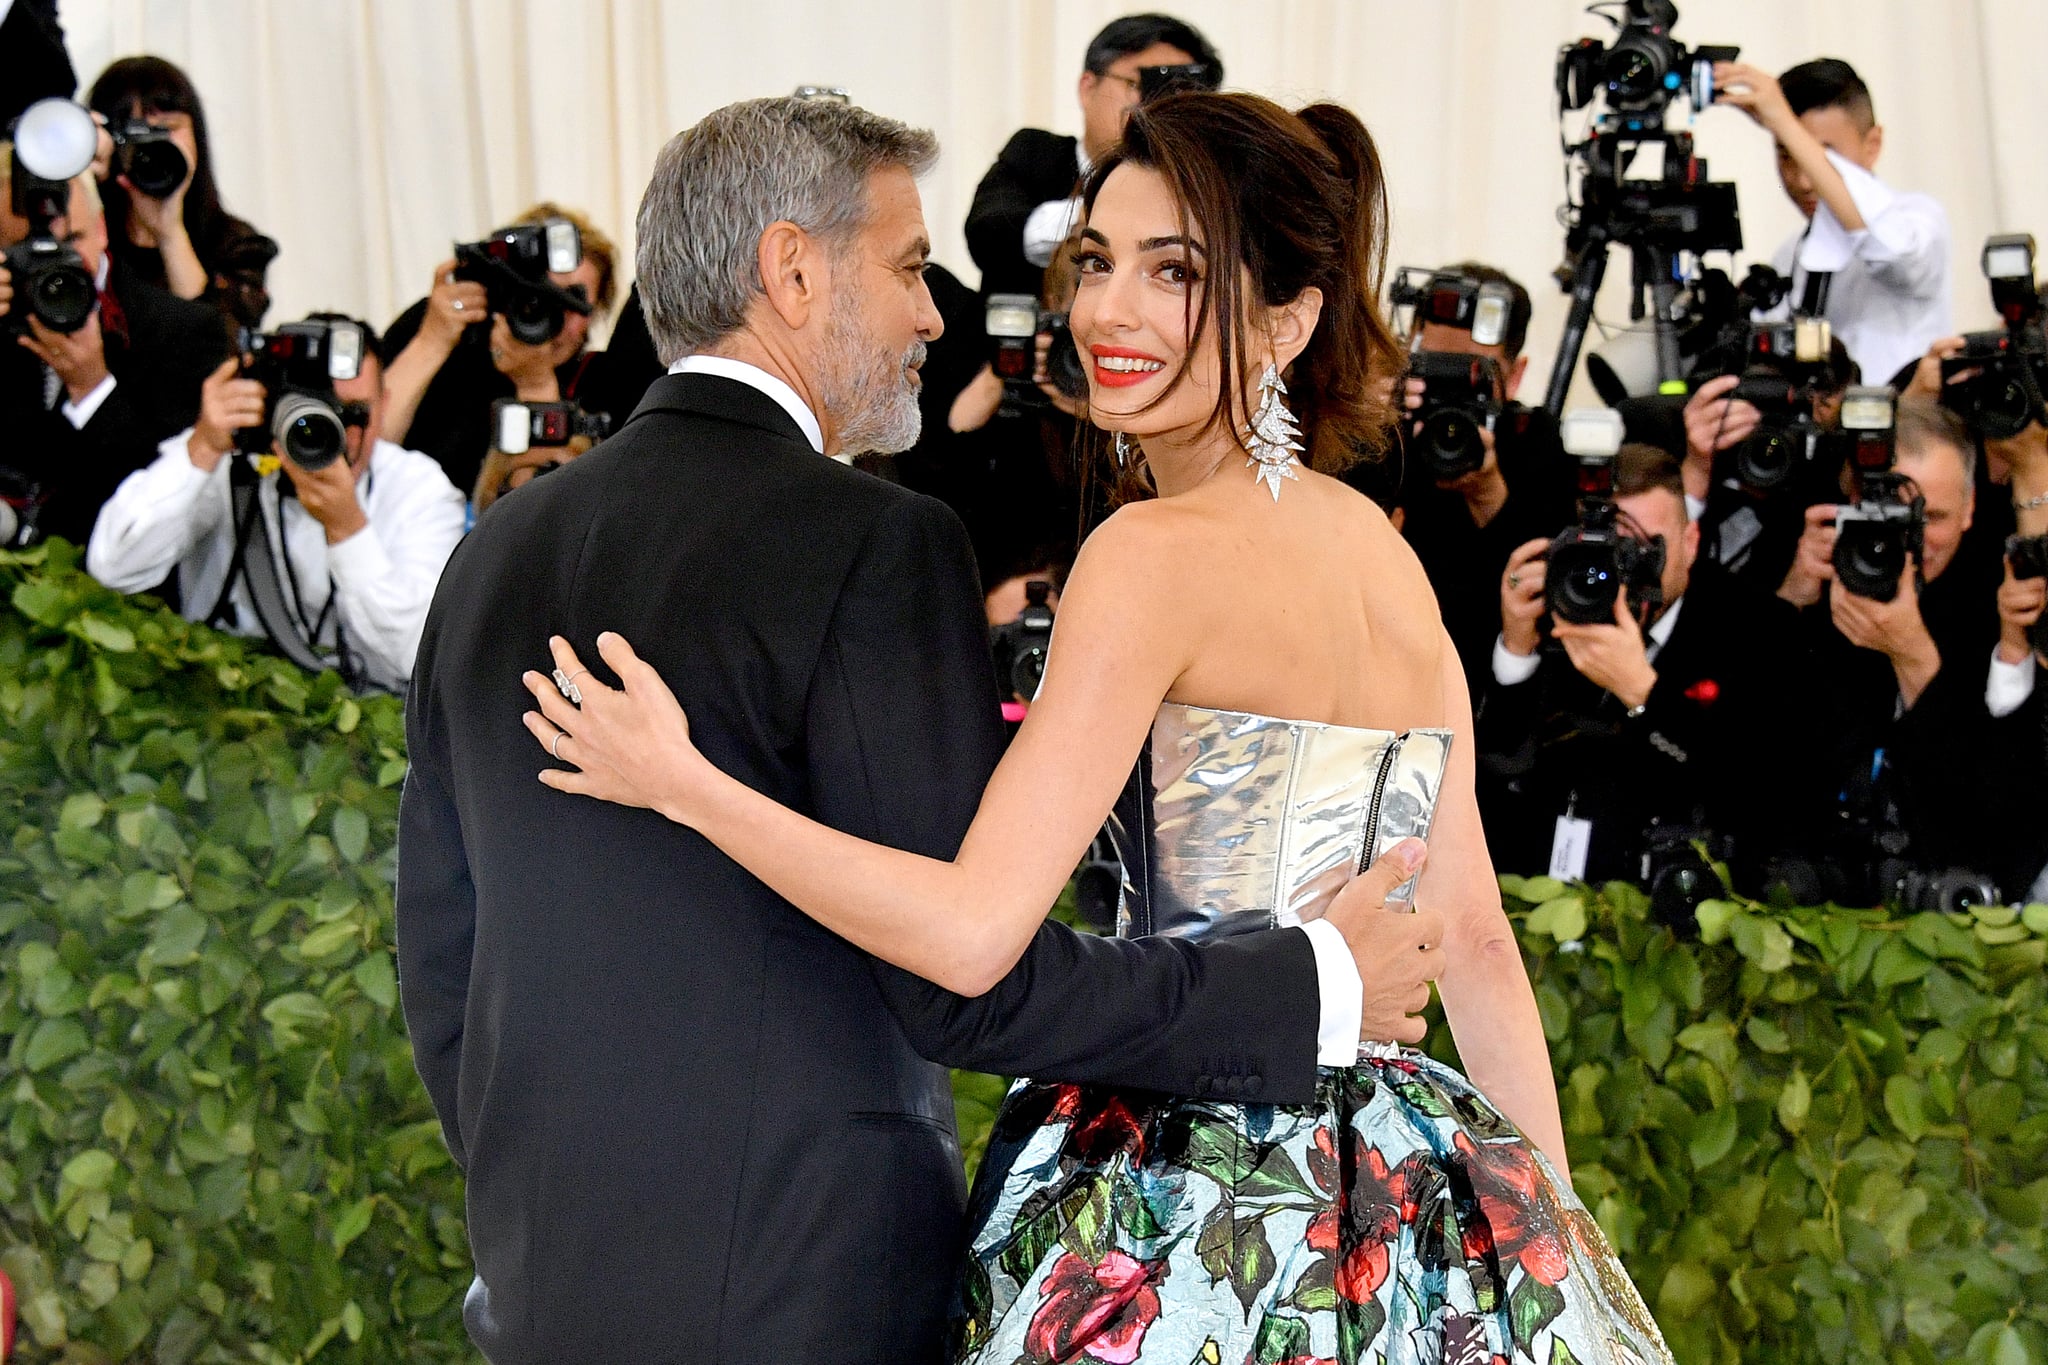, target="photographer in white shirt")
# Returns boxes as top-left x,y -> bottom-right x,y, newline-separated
1714,57 -> 1950,389
87,313 -> 465,692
